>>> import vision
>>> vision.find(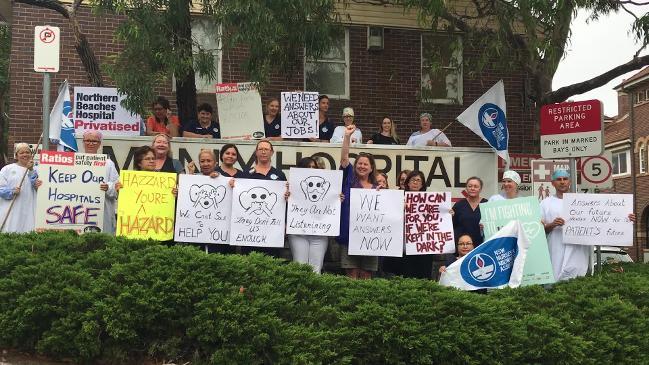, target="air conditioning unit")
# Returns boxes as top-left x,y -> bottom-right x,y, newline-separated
367,26 -> 384,51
